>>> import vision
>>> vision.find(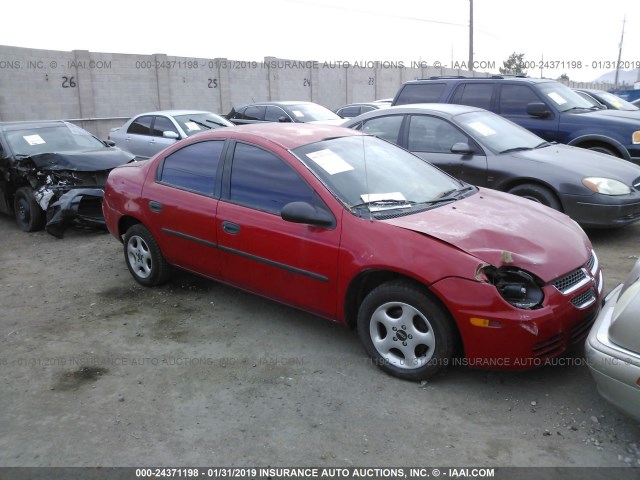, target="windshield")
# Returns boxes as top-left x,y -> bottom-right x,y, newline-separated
594,91 -> 639,111
537,82 -> 597,112
455,111 -> 545,153
293,136 -> 468,214
174,113 -> 233,136
4,123 -> 106,156
288,104 -> 341,122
